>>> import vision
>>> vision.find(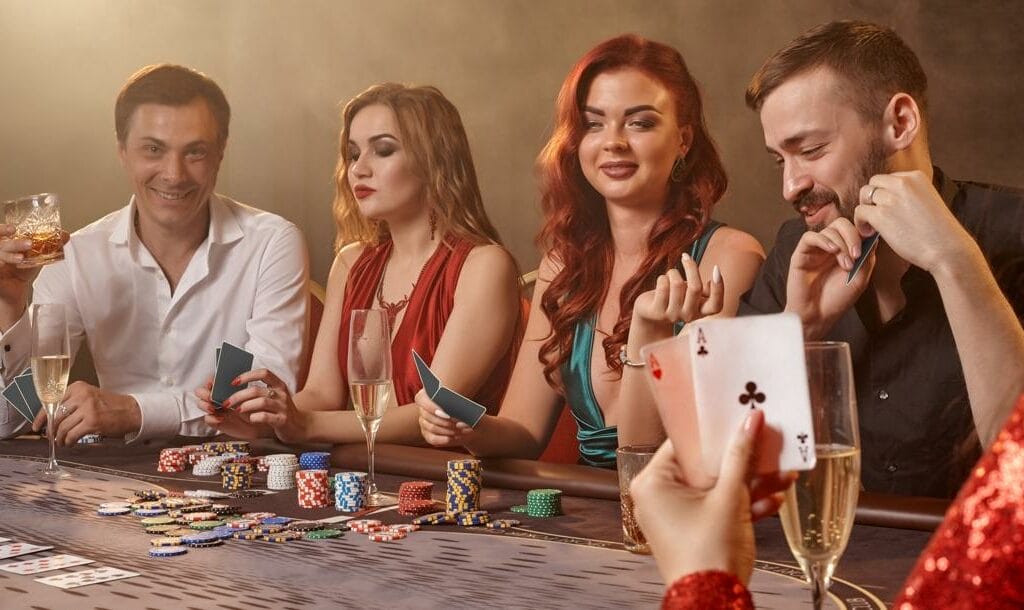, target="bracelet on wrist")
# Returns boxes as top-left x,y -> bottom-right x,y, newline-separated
618,344 -> 646,368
